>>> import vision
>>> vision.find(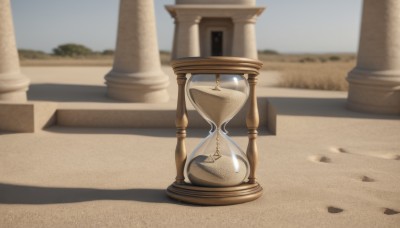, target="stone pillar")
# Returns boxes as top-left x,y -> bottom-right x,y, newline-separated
347,0 -> 400,114
174,15 -> 201,59
171,20 -> 179,60
232,15 -> 258,59
0,0 -> 29,102
105,0 -> 169,103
